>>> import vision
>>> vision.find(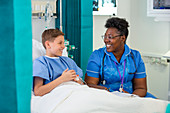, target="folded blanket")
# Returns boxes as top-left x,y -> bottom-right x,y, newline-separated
31,81 -> 169,113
